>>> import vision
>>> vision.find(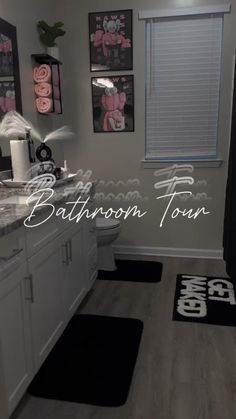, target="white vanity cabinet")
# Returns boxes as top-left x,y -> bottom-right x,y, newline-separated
27,237 -> 65,371
27,220 -> 89,370
0,262 -> 33,415
61,222 -> 86,322
0,204 -> 98,416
